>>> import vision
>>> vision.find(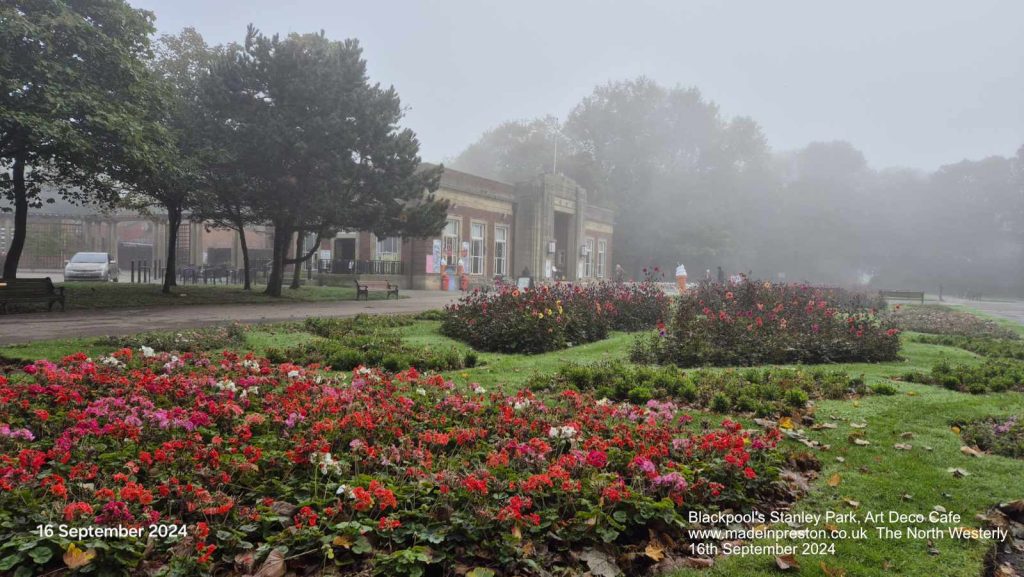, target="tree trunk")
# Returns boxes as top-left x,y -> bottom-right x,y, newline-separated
264,224 -> 289,297
236,221 -> 251,290
290,233 -> 304,290
2,155 -> 28,279
163,206 -> 182,294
